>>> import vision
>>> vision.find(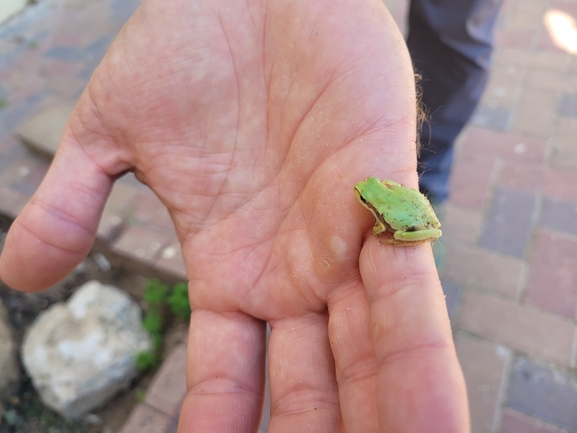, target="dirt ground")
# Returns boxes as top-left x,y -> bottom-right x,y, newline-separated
0,216 -> 187,433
